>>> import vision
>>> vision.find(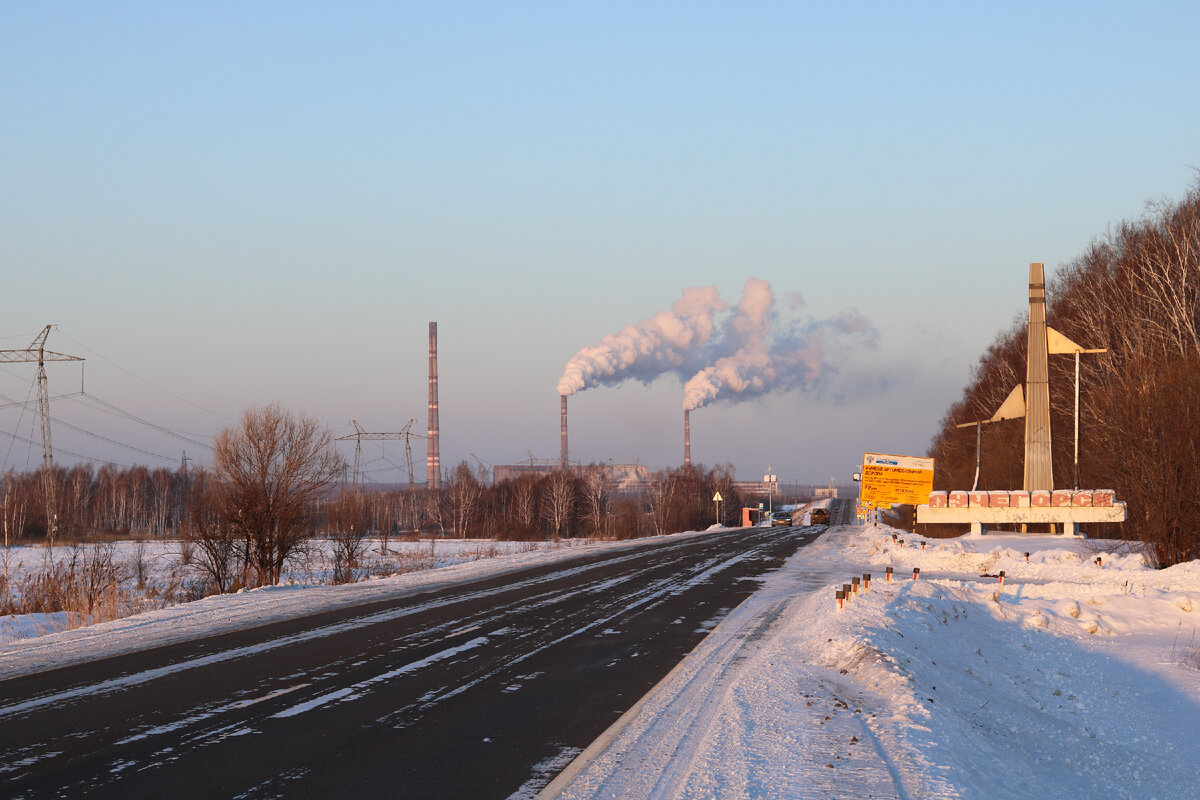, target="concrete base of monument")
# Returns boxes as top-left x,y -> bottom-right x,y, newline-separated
917,503 -> 1127,537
